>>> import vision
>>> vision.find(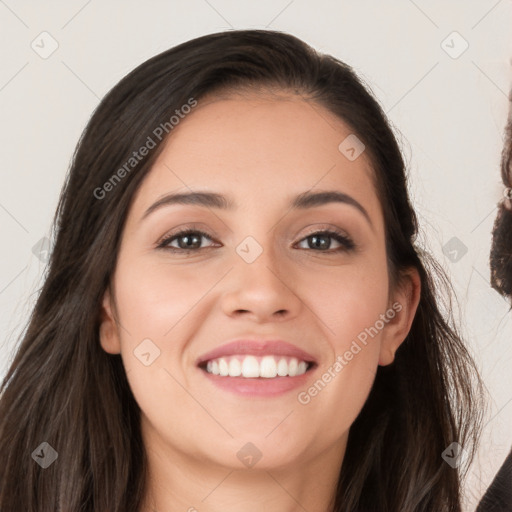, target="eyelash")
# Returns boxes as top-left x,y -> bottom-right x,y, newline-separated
156,227 -> 356,254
